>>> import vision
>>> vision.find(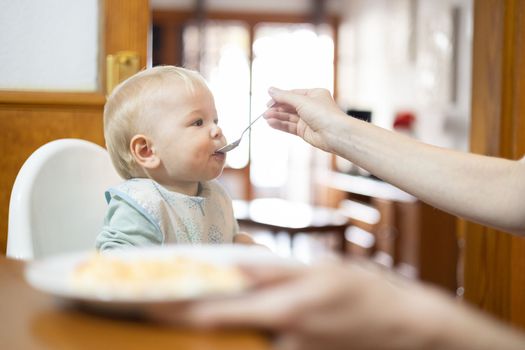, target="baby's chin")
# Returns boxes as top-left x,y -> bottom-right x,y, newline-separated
210,167 -> 225,179
198,166 -> 225,182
